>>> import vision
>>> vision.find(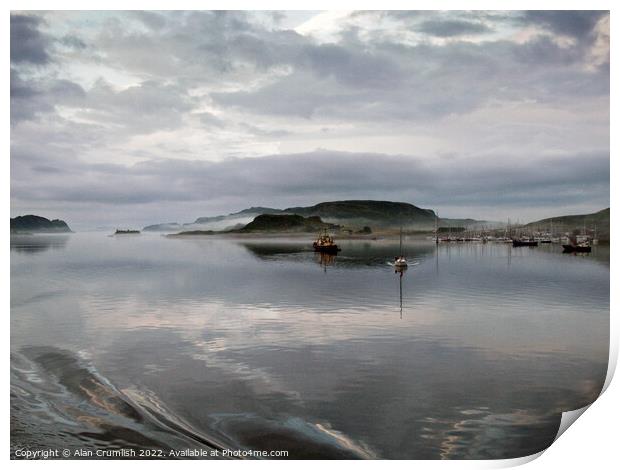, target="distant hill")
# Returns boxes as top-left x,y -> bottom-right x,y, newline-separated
439,218 -> 501,229
10,215 -> 72,233
144,207 -> 282,232
524,208 -> 609,240
171,214 -> 337,236
143,222 -> 183,232
282,200 -> 436,228
147,200 -> 491,232
239,214 -> 336,232
194,207 -> 282,224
